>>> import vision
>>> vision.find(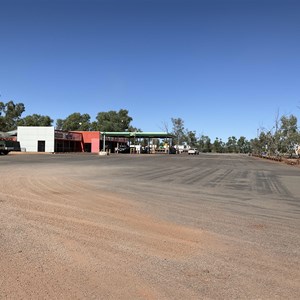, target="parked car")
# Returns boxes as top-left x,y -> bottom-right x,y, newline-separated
116,145 -> 130,153
0,140 -> 21,155
141,146 -> 150,154
188,148 -> 199,155
169,146 -> 177,154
